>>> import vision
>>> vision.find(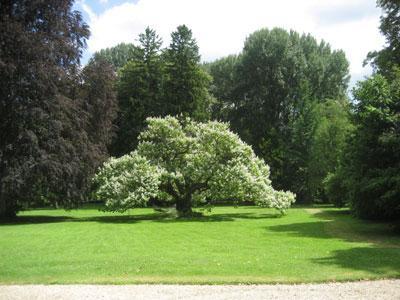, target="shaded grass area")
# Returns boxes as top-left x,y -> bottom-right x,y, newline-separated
0,206 -> 399,284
